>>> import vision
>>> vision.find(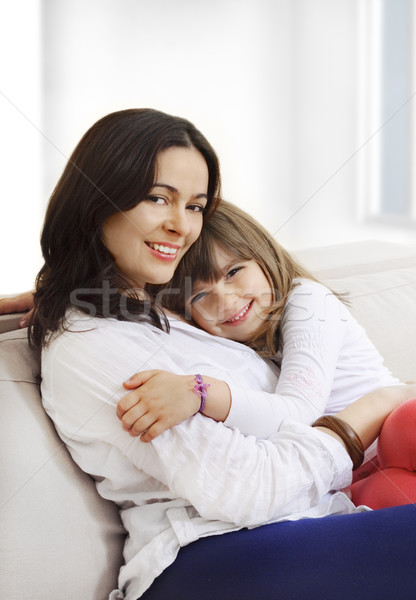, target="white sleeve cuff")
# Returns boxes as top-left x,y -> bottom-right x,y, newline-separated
278,419 -> 353,490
